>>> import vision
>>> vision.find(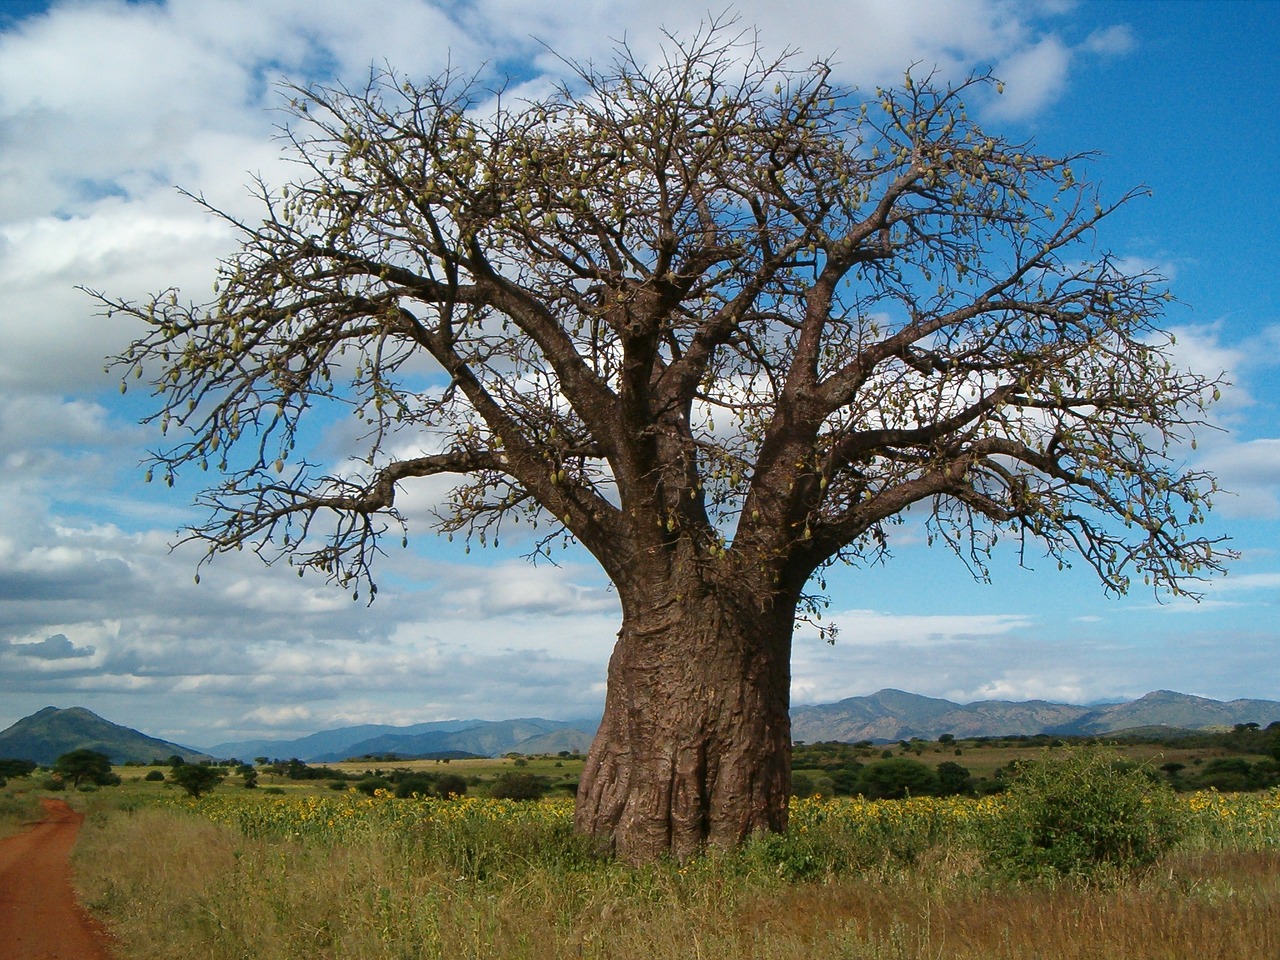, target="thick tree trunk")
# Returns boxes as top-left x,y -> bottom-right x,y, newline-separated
574,586 -> 794,863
